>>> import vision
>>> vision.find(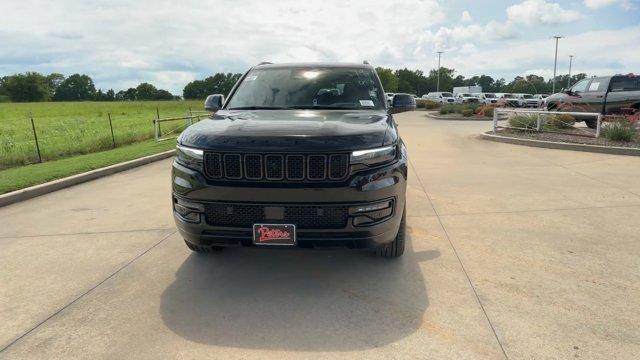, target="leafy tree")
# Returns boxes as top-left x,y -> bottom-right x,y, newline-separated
115,88 -> 137,101
154,89 -> 174,100
135,82 -> 158,100
53,74 -> 96,101
395,68 -> 430,95
427,67 -> 456,93
46,73 -> 65,92
3,72 -> 53,102
467,75 -> 496,92
375,67 -> 398,93
183,73 -> 242,99
105,89 -> 115,101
